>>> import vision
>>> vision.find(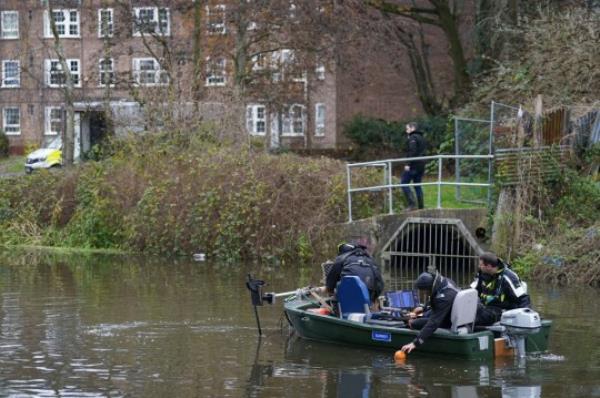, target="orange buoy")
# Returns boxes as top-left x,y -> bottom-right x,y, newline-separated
307,307 -> 331,315
394,350 -> 407,362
